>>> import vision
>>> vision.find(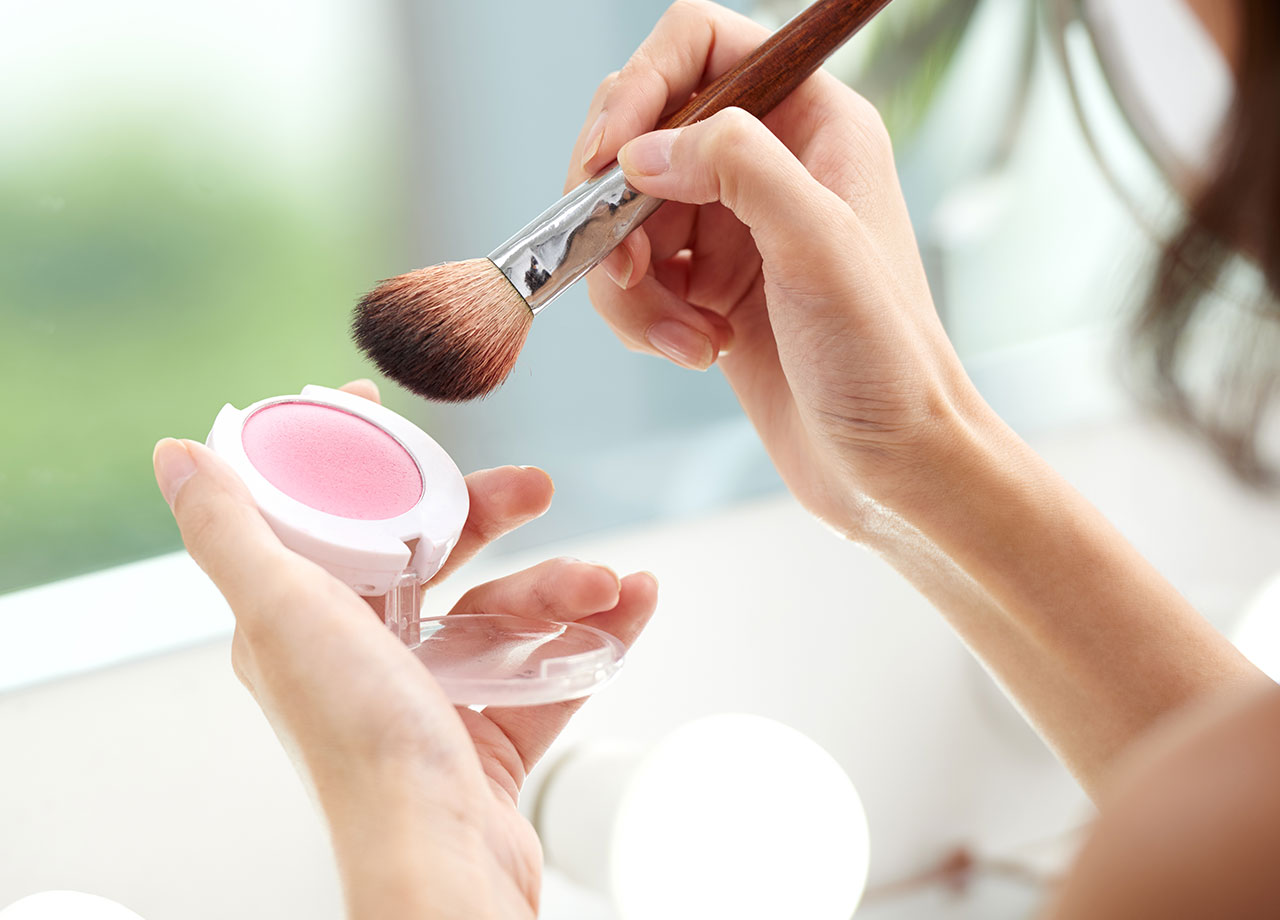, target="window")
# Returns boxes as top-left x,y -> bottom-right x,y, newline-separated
2,0 -> 409,593
1,0 -> 776,603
